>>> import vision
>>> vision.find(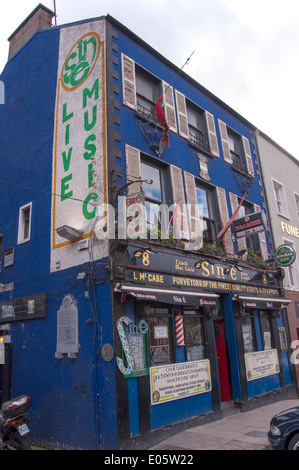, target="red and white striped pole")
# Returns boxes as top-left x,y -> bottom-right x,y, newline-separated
175,311 -> 185,347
